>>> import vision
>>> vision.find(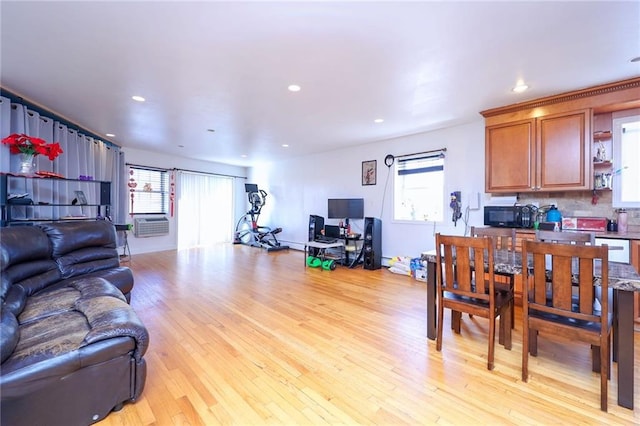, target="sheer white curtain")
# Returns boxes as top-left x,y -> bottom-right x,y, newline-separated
0,96 -> 126,223
177,171 -> 234,250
